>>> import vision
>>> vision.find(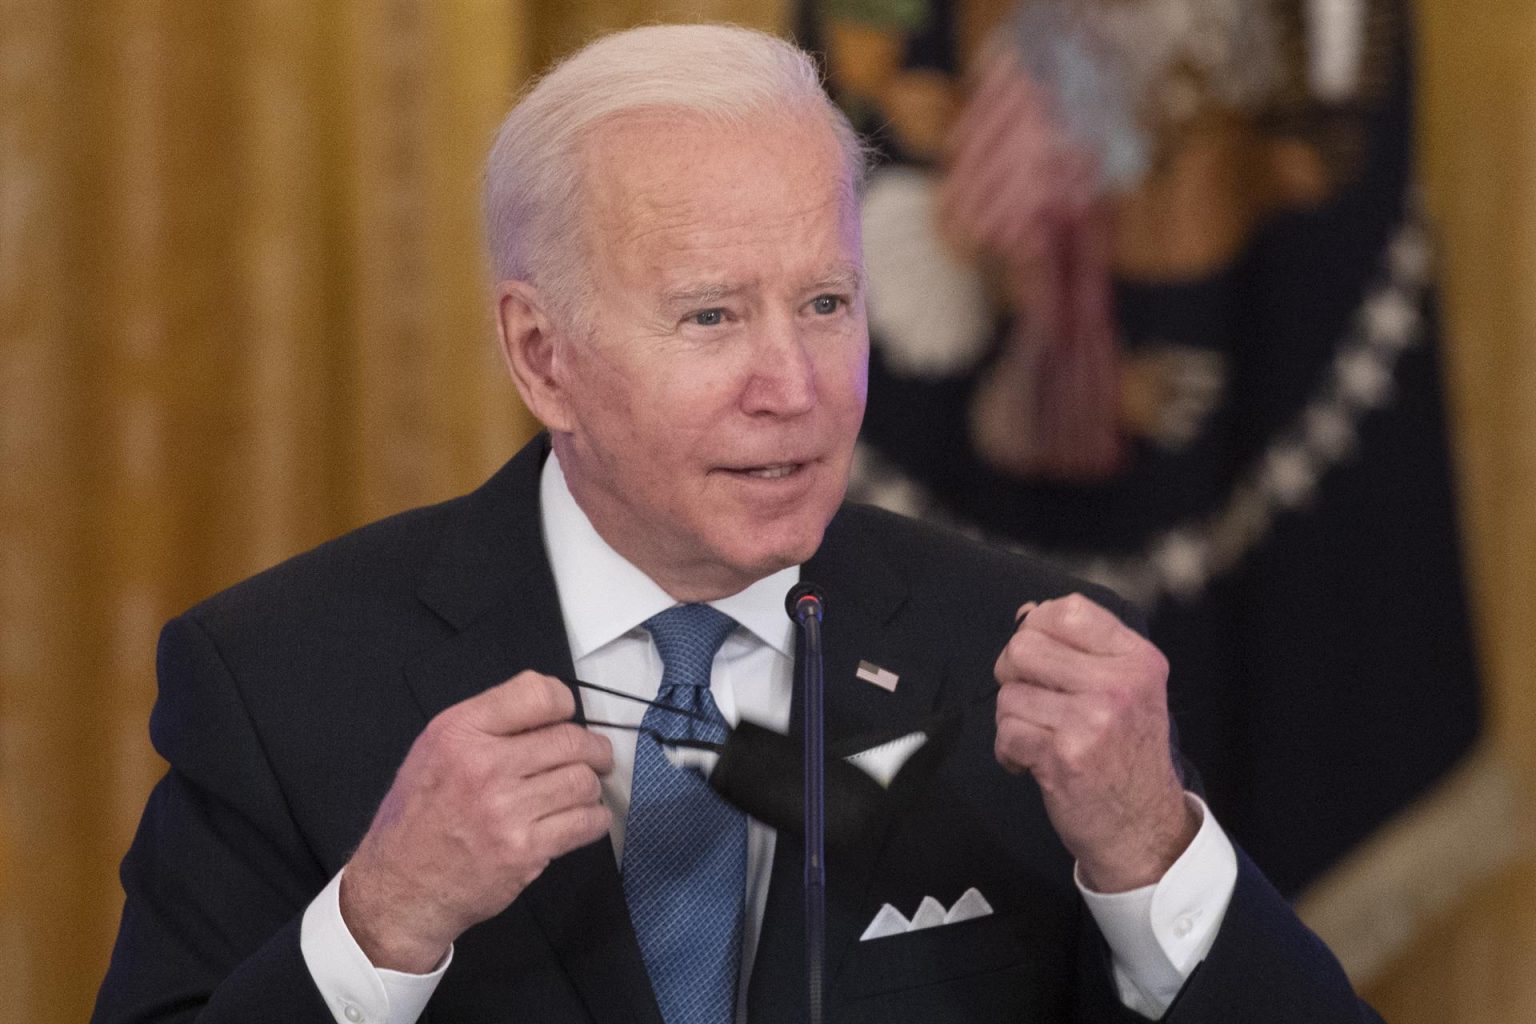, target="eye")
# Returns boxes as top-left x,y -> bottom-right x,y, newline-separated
810,294 -> 845,315
689,308 -> 727,327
